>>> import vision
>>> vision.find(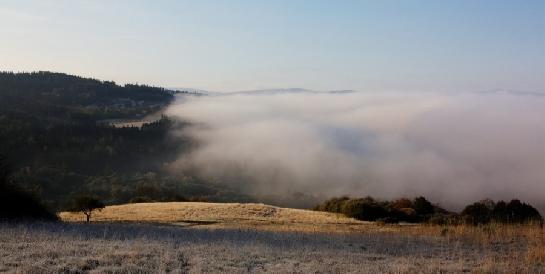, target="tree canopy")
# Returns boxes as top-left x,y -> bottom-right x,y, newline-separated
69,196 -> 105,222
